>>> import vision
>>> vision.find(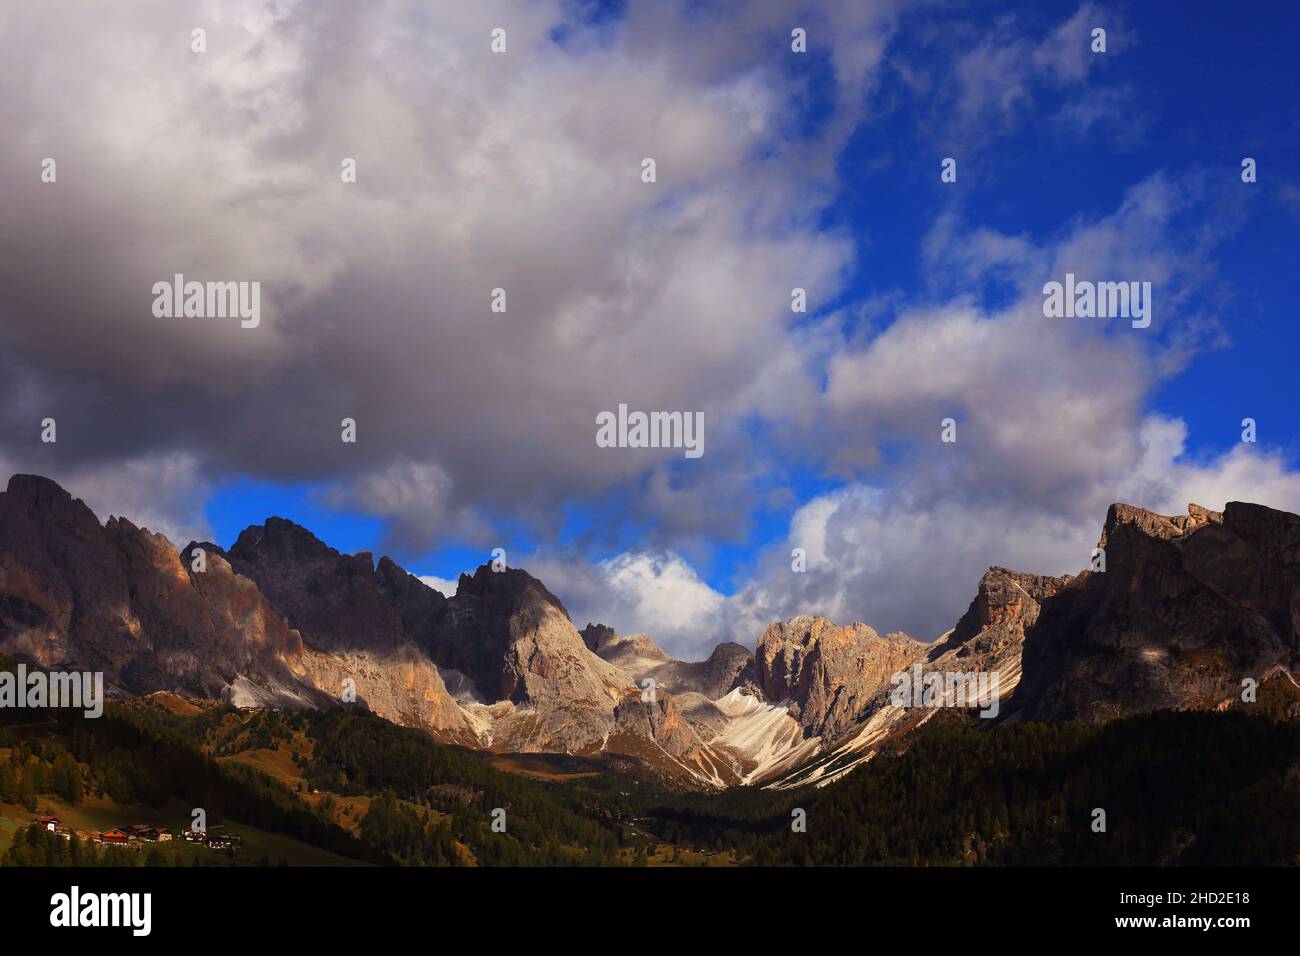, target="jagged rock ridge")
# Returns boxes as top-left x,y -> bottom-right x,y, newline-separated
3,474 -> 1297,790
